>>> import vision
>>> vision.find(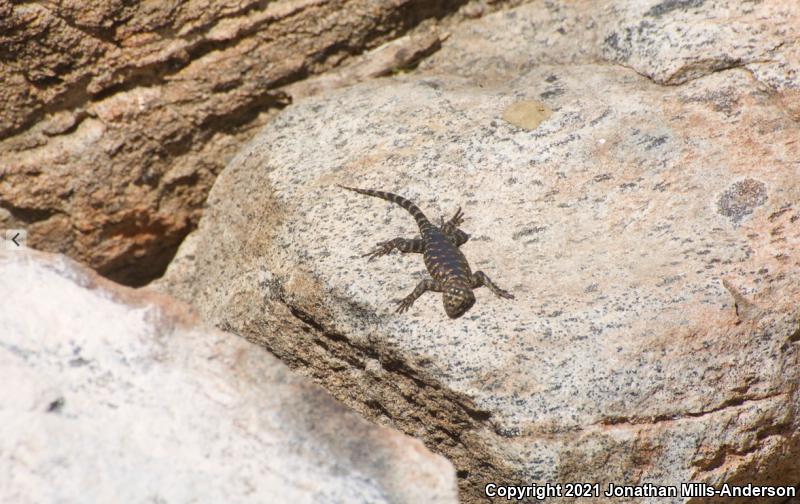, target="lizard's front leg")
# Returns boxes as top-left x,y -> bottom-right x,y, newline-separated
470,271 -> 514,299
363,237 -> 423,261
396,278 -> 443,313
